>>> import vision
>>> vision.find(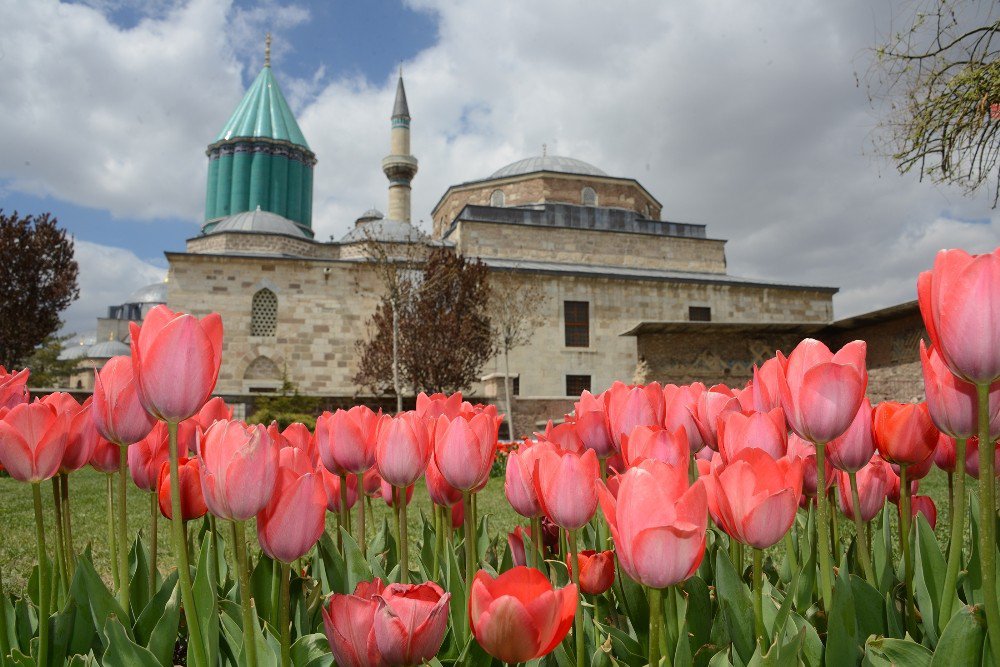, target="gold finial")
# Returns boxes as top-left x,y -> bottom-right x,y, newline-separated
108,332 -> 115,342
265,32 -> 272,67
